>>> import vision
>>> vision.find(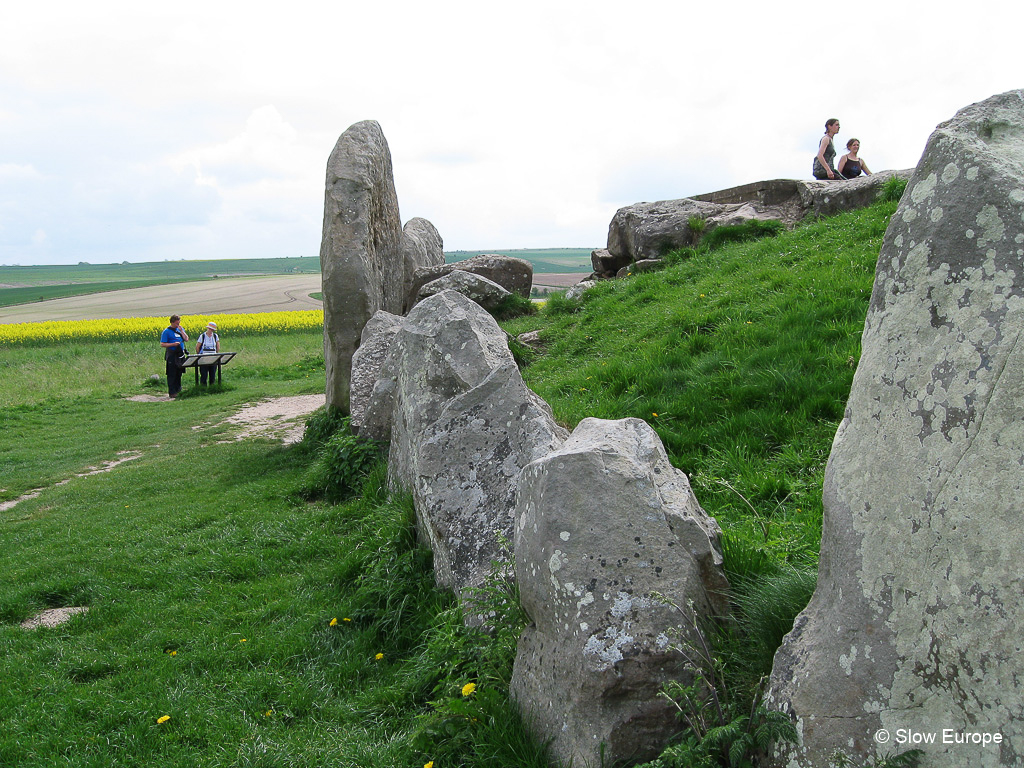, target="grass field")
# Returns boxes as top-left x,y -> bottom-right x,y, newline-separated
1,319 -> 545,768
